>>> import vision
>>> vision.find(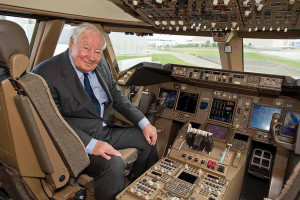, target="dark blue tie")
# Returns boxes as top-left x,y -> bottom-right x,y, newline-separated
84,73 -> 101,116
